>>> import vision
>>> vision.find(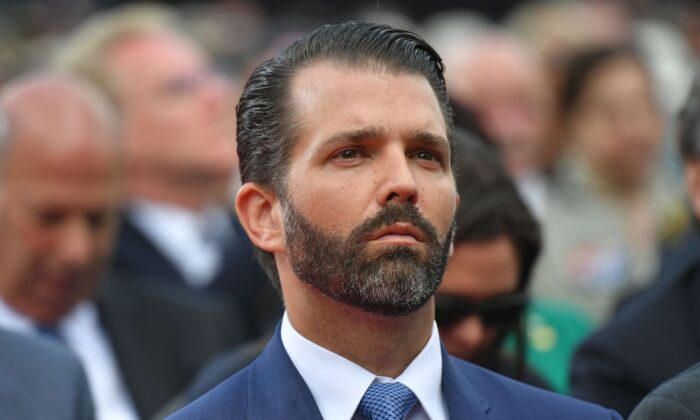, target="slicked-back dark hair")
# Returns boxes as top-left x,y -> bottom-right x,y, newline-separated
452,130 -> 541,291
236,21 -> 454,288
